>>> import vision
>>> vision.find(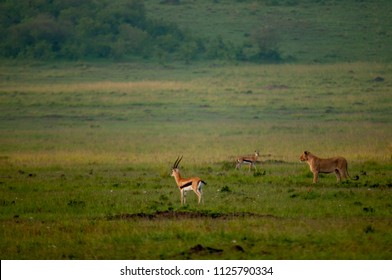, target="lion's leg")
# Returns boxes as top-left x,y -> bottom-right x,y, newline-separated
335,169 -> 342,182
313,171 -> 318,183
342,162 -> 349,180
341,169 -> 348,179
